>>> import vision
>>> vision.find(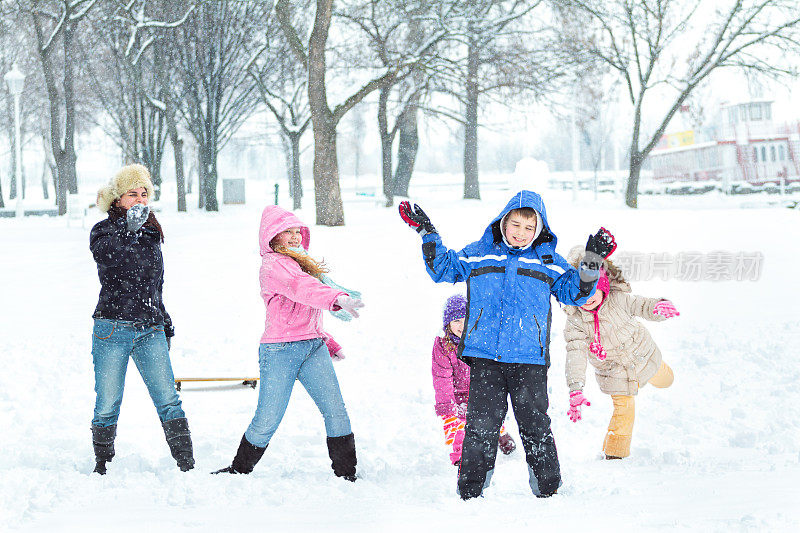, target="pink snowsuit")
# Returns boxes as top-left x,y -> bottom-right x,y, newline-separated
432,336 -> 471,418
432,336 -> 513,464
432,336 -> 470,464
258,206 -> 345,354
